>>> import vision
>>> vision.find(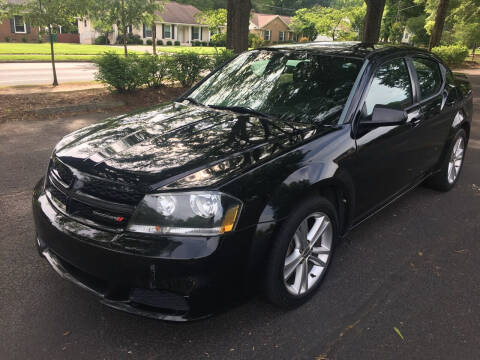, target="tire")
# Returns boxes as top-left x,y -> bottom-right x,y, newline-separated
426,128 -> 467,192
263,195 -> 338,308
